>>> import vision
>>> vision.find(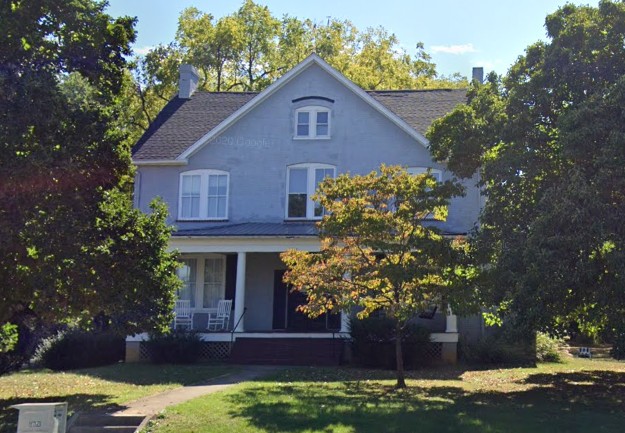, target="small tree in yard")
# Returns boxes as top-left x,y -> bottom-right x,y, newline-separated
282,165 -> 470,388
